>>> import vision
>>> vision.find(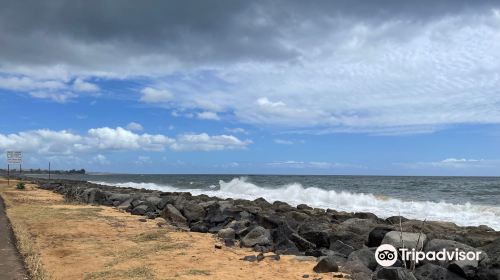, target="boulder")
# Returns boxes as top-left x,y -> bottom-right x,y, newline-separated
448,260 -> 479,279
241,226 -> 272,247
348,248 -> 377,271
313,255 -> 339,273
82,188 -> 106,204
182,202 -> 206,222
218,228 -> 236,240
290,233 -> 317,251
354,212 -> 379,220
331,218 -> 377,249
330,240 -> 355,257
382,231 -> 427,250
386,216 -> 409,225
376,267 -> 417,280
424,239 -> 486,266
160,204 -> 187,227
145,196 -> 162,208
131,204 -> 149,215
117,198 -> 134,210
413,263 -> 465,280
190,221 -> 209,233
368,227 -> 394,247
298,219 -> 332,248
480,237 -> 500,265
